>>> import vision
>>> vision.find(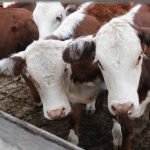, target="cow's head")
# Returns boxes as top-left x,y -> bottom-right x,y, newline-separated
0,40 -> 72,120
63,19 -> 150,118
33,2 -> 66,39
